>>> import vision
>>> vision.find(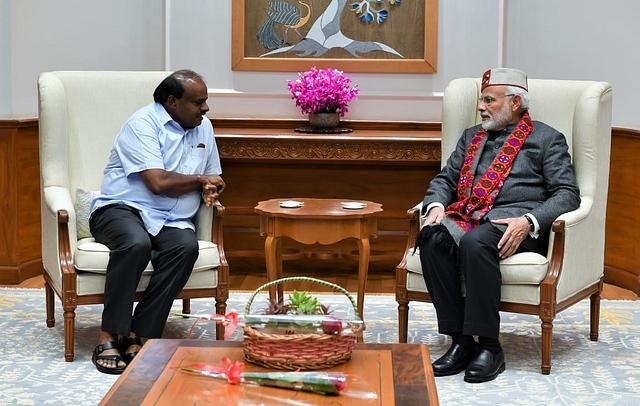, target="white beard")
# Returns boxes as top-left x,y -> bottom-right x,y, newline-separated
481,102 -> 513,131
